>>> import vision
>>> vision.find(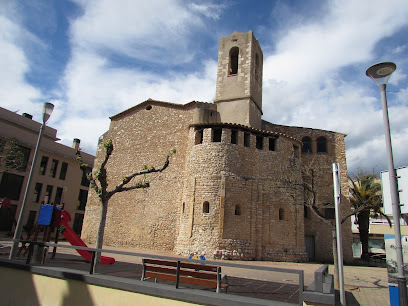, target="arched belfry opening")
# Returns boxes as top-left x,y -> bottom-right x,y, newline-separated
229,47 -> 239,75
